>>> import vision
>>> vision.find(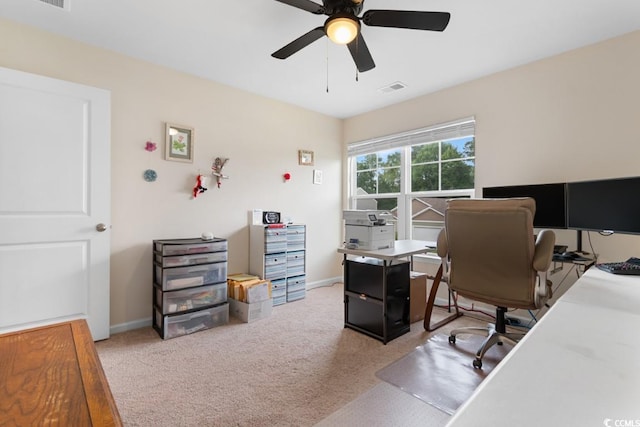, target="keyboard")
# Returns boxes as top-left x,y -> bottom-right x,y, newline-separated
596,257 -> 640,275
